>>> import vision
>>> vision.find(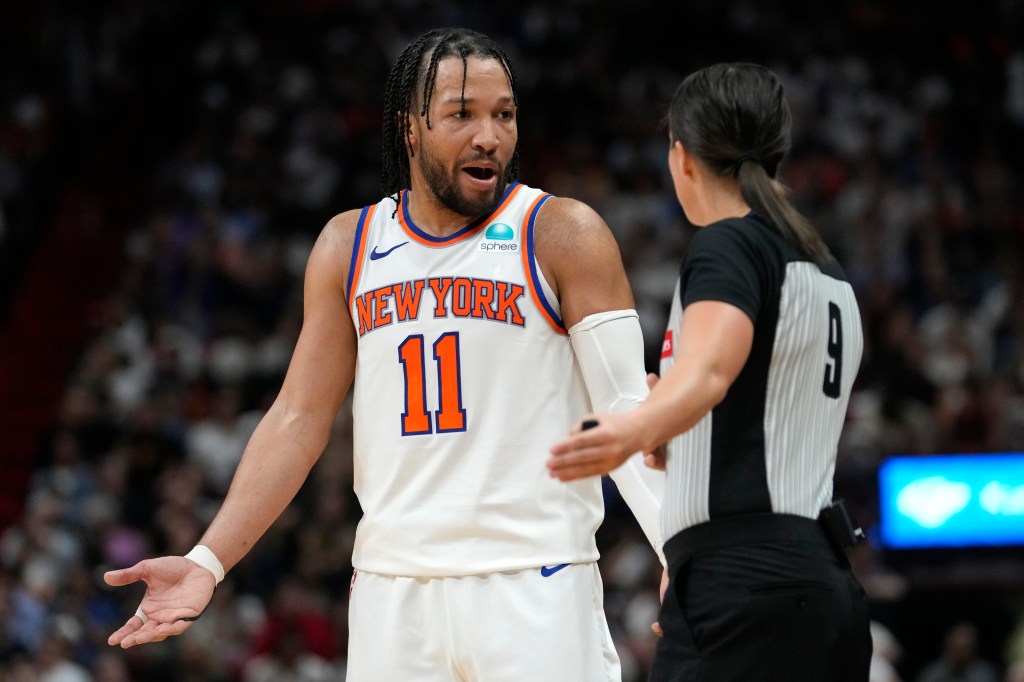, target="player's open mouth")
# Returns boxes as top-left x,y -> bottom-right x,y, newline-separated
462,166 -> 497,181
